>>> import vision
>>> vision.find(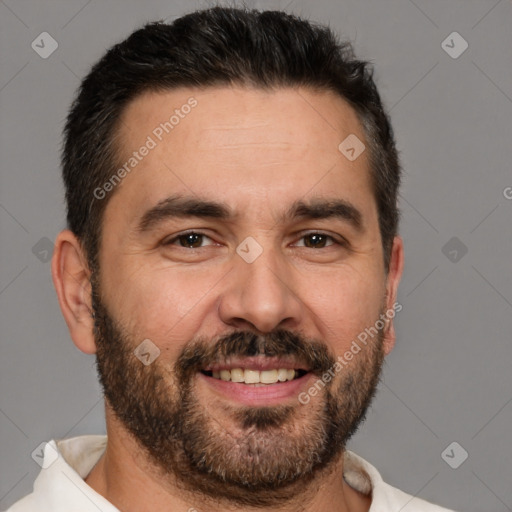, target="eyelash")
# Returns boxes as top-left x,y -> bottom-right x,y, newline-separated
163,230 -> 347,249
